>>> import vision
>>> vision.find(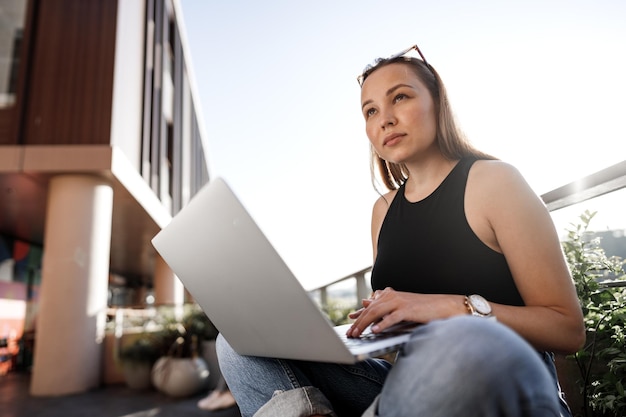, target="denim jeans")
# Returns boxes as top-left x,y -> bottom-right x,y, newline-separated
217,316 -> 572,417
